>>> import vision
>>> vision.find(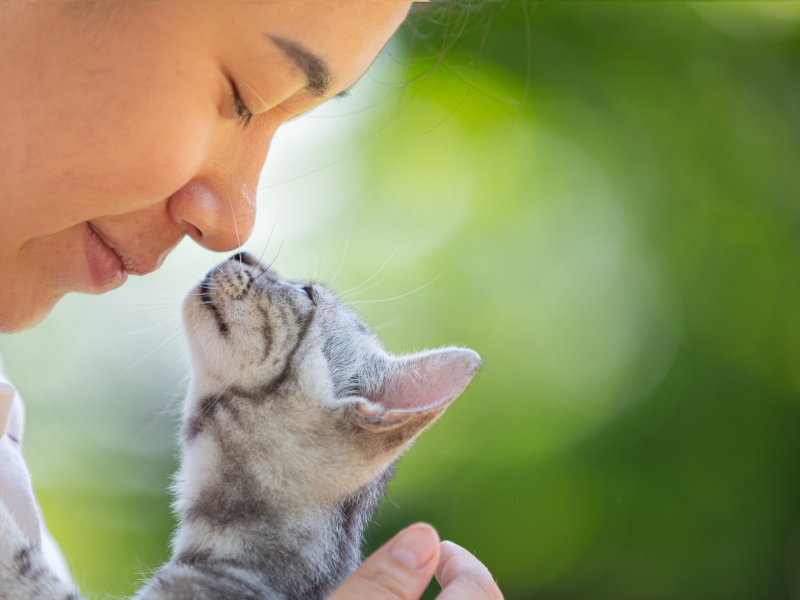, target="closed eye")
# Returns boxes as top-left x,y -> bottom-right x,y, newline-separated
231,88 -> 254,129
335,85 -> 353,99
